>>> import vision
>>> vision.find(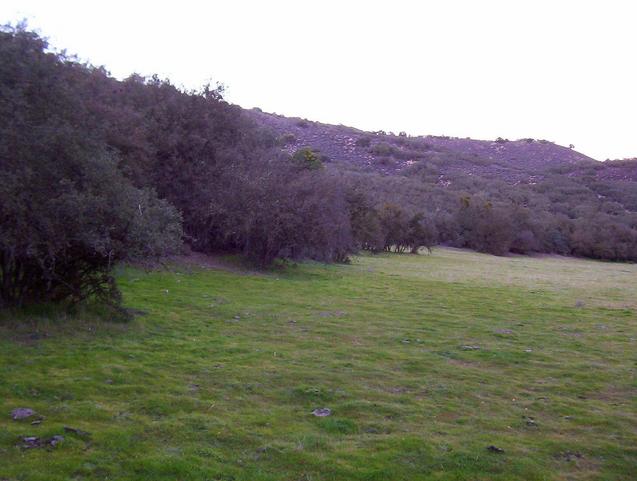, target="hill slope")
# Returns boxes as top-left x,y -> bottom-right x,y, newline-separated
248,109 -> 637,184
